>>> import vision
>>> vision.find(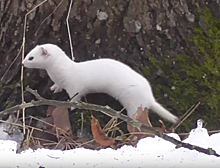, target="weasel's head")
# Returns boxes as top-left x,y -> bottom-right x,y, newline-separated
22,44 -> 62,69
